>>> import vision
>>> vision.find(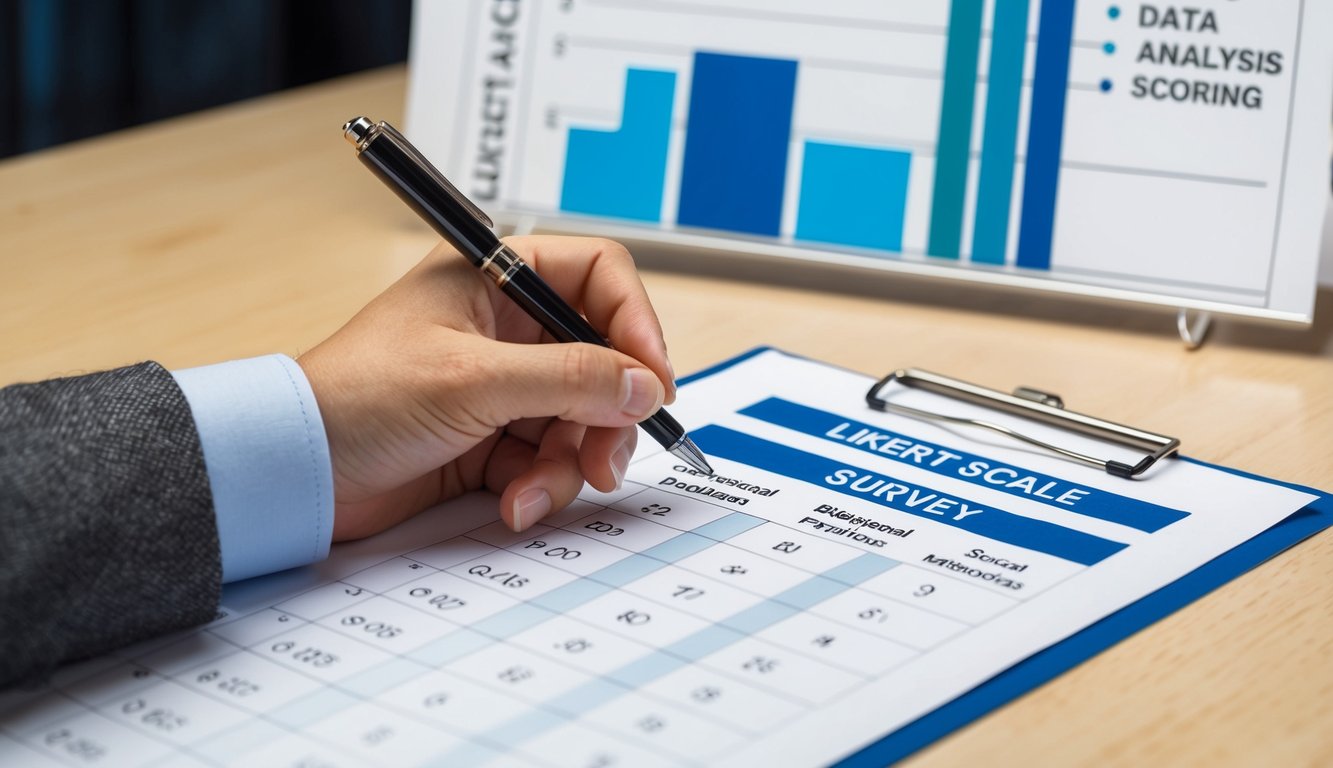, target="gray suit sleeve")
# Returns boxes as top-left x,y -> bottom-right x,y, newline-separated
0,362 -> 222,688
